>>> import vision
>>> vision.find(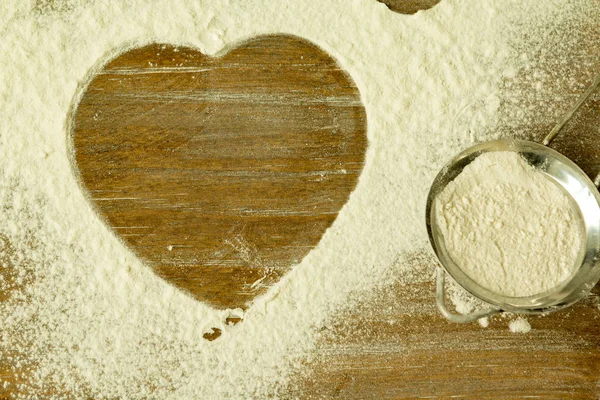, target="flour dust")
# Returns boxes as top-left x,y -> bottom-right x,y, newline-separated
0,0 -> 599,398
